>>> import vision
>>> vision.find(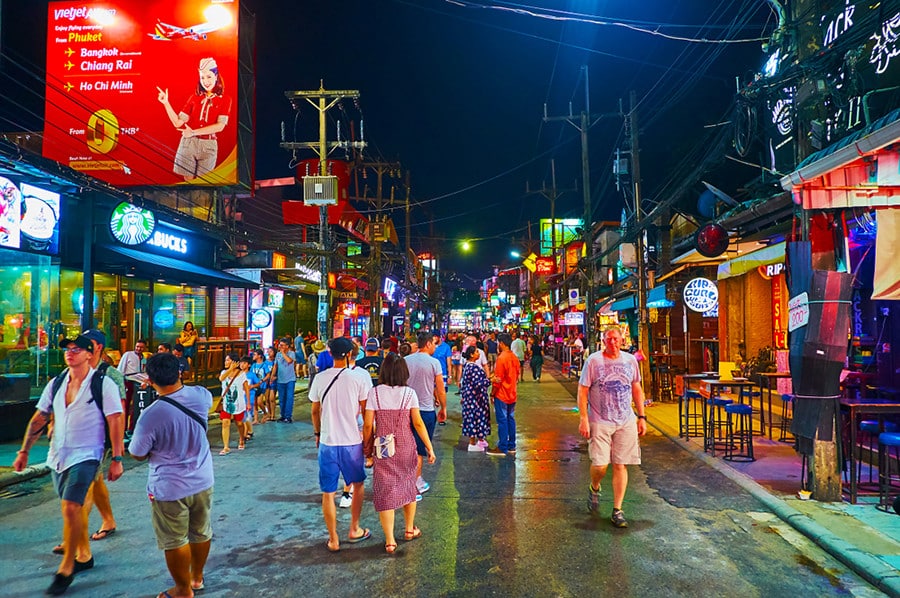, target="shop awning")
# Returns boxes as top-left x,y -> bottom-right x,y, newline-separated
781,107 -> 900,209
610,294 -> 635,312
647,284 -> 674,308
717,242 -> 786,280
100,245 -> 259,288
